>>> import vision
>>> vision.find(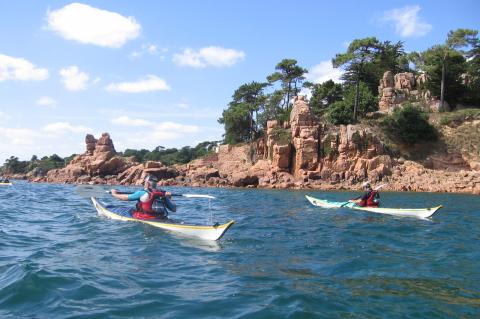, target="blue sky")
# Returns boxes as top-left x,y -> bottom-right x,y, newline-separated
0,1 -> 478,163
